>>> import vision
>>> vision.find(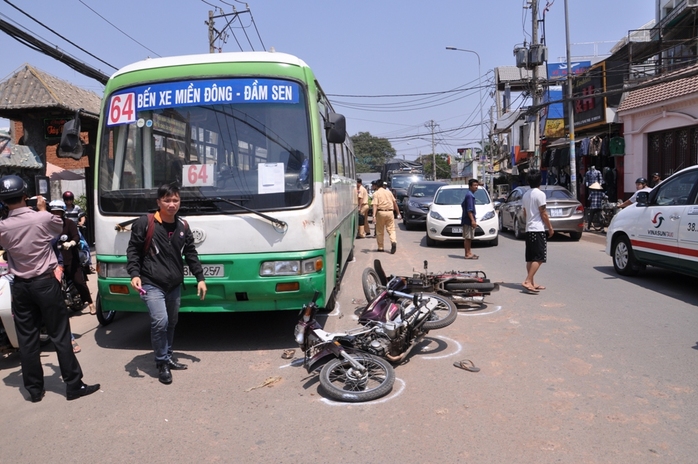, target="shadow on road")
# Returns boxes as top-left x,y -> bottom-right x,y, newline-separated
595,265 -> 698,307
94,310 -> 307,353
